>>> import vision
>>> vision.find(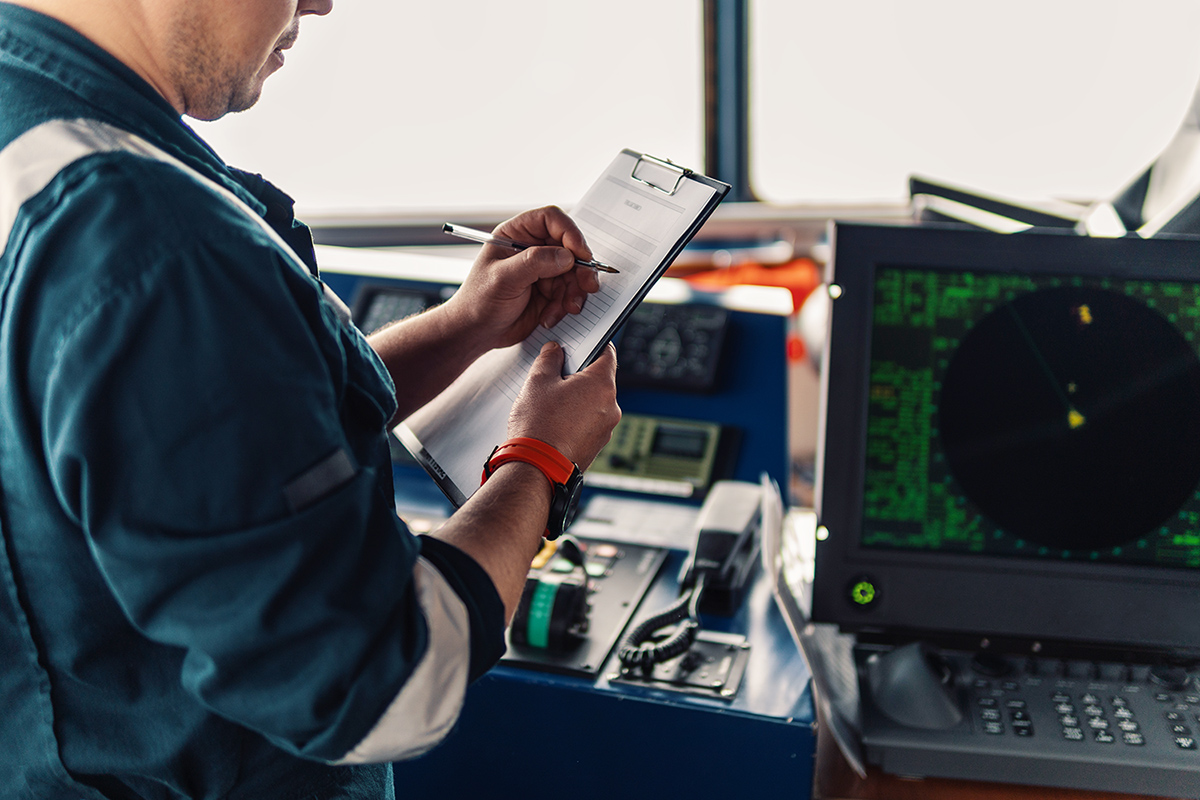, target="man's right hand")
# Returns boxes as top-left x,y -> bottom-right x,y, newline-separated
506,341 -> 620,470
